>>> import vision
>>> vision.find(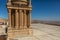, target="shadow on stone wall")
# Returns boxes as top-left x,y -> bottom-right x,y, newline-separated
0,35 -> 7,40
